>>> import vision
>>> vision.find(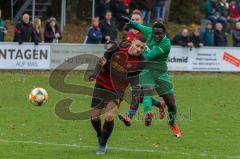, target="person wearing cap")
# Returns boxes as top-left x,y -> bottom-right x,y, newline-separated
120,16 -> 182,138
44,17 -> 62,43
